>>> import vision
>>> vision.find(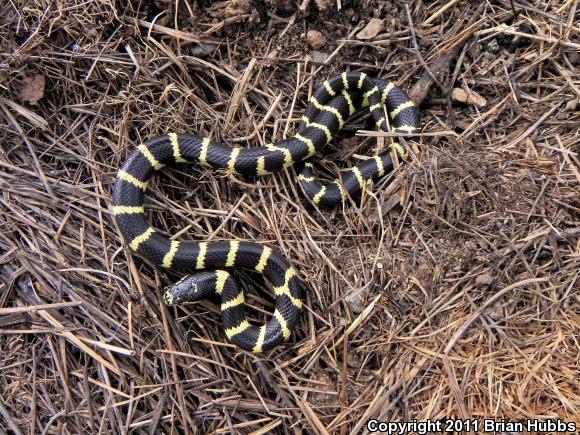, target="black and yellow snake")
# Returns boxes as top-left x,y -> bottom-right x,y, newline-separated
112,71 -> 419,352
